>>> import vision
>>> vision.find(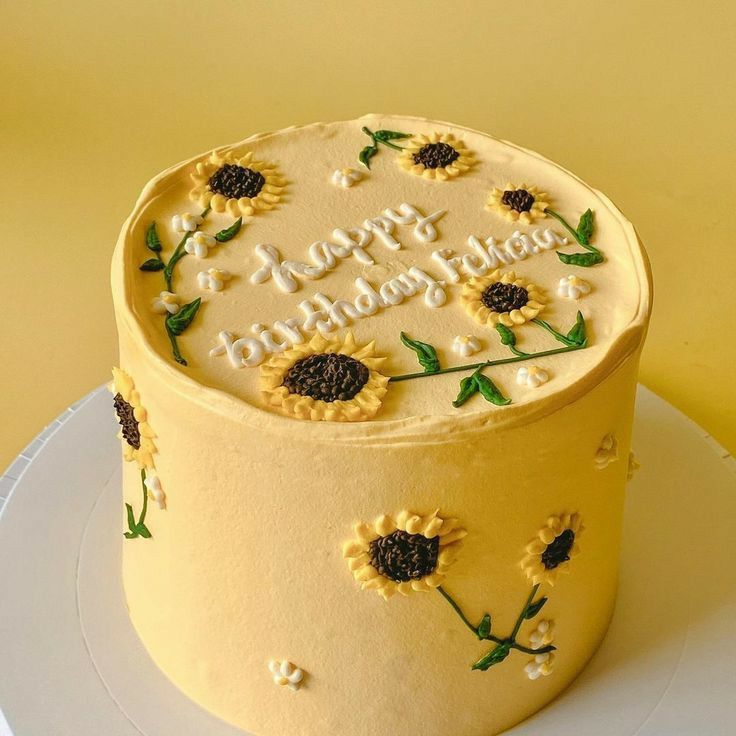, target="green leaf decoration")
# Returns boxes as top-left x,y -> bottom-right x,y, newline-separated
400,332 -> 440,373
139,258 -> 164,271
533,318 -> 578,347
557,251 -> 604,267
215,217 -> 242,243
373,129 -> 412,142
494,323 -> 516,347
359,144 -> 378,169
565,311 -> 587,347
524,596 -> 548,619
453,375 -> 479,408
125,503 -> 136,530
145,222 -> 162,252
124,503 -> 138,538
477,614 -> 492,639
576,209 -> 595,246
359,127 -> 412,166
475,374 -> 511,406
166,298 -> 201,337
472,643 -> 511,671
136,523 -> 152,539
